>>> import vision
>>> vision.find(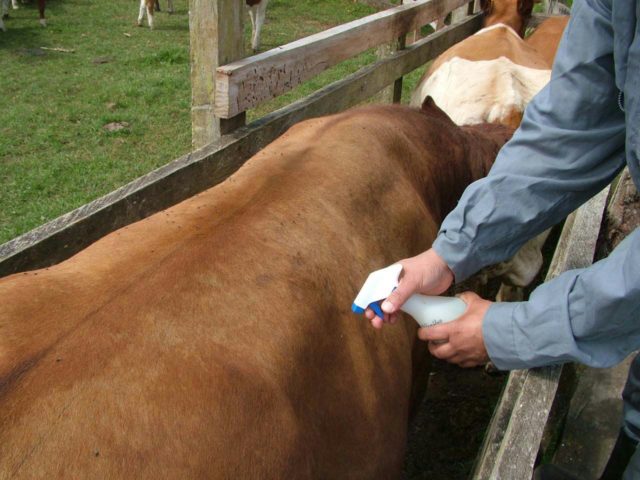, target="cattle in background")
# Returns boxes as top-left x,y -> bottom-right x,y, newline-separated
524,14 -> 569,67
478,14 -> 569,300
410,2 -> 569,301
410,0 -> 542,126
137,0 -> 268,52
137,0 -> 173,29
404,0 -> 473,43
247,0 -> 269,52
0,101 -> 512,478
1,0 -> 46,31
